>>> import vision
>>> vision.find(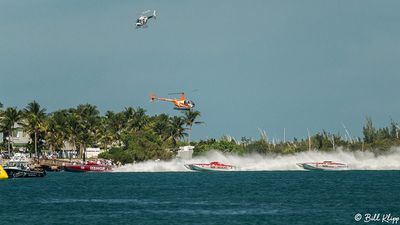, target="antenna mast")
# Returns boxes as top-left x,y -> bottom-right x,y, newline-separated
342,123 -> 354,144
